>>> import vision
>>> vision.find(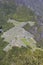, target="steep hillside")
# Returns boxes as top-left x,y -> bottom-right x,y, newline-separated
0,0 -> 36,23
0,0 -> 43,47
0,1 -> 43,65
0,0 -> 43,16
14,0 -> 43,47
0,47 -> 43,65
15,0 -> 43,16
13,5 -> 36,22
